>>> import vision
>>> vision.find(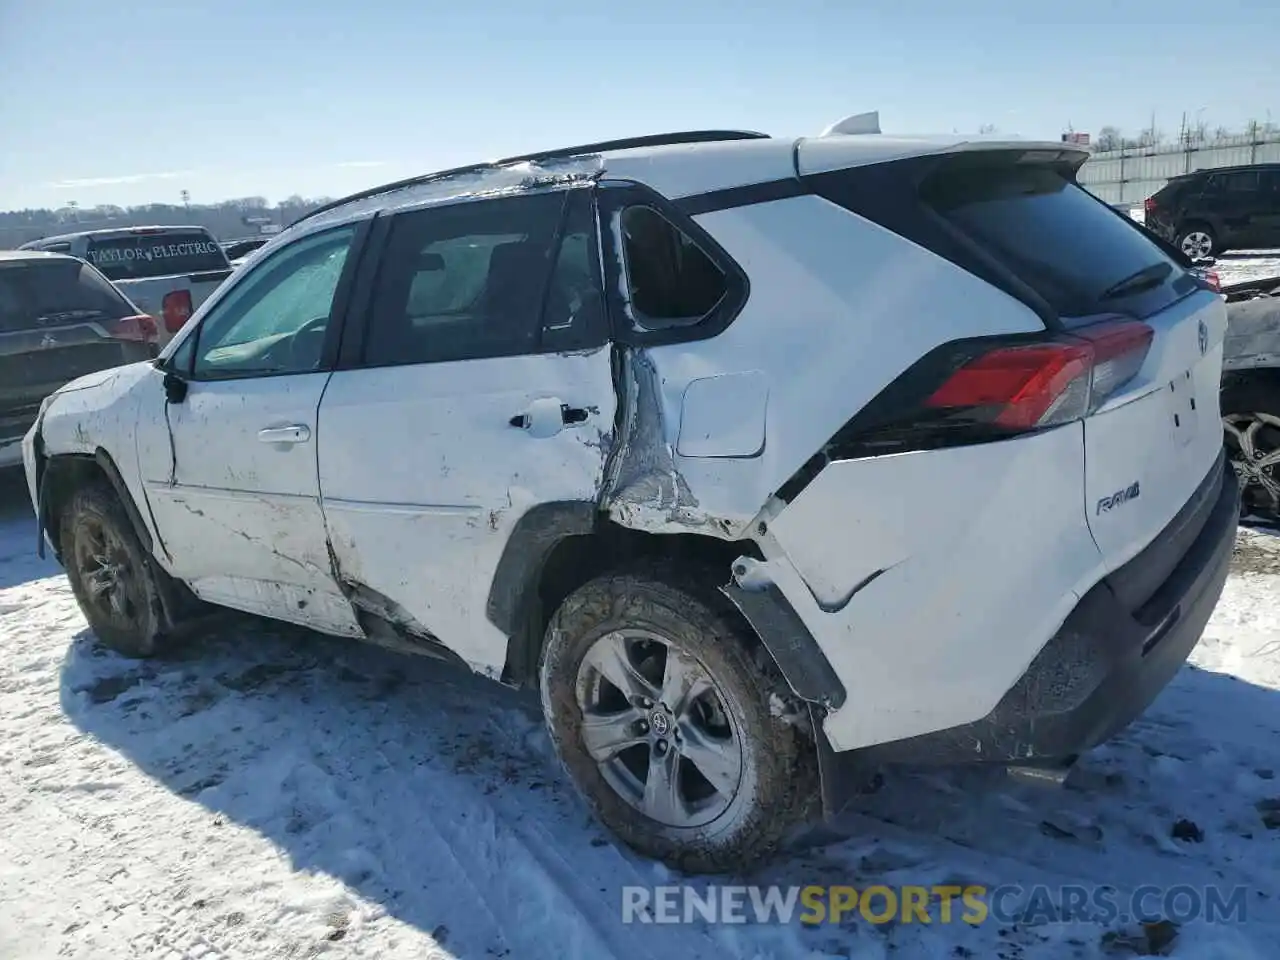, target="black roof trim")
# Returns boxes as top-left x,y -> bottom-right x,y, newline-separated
290,130 -> 771,228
